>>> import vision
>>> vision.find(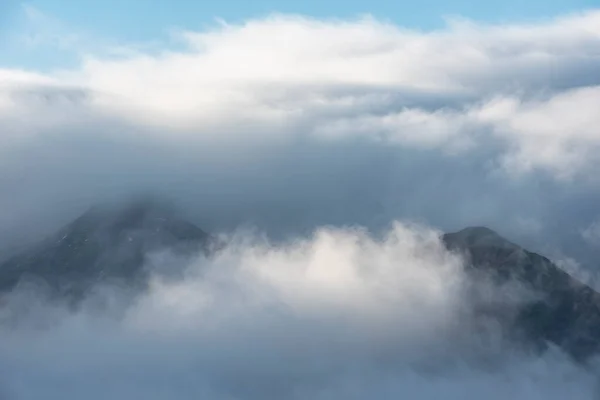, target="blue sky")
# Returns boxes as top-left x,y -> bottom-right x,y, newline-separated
1,0 -> 598,70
